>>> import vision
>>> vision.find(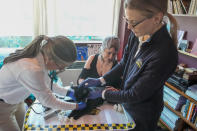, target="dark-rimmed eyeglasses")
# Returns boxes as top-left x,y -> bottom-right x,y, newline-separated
123,16 -> 149,28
